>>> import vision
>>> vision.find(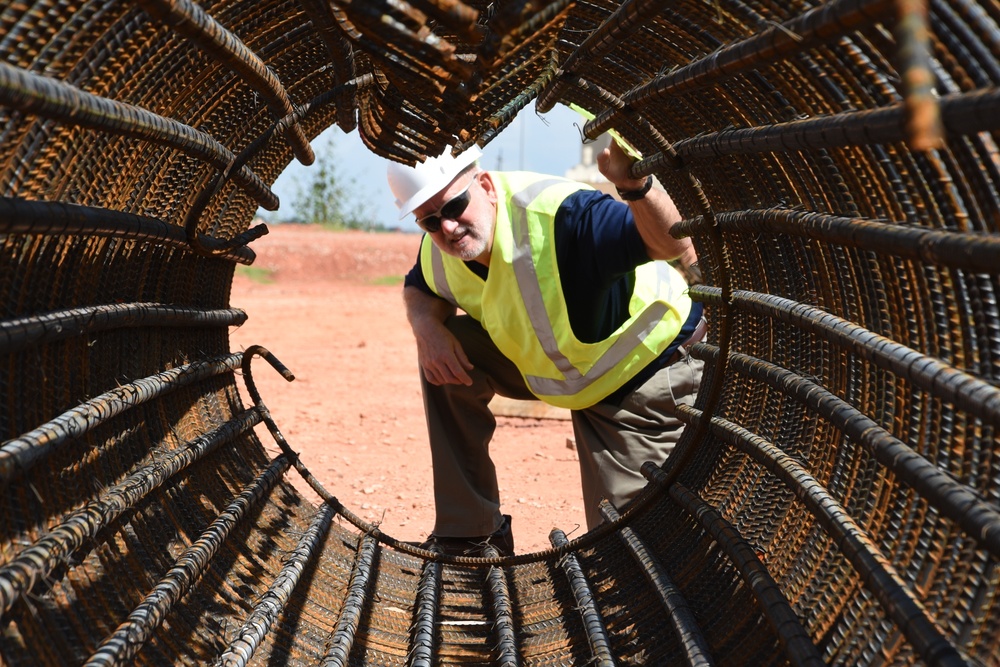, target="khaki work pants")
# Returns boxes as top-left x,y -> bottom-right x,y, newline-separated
423,314 -> 704,537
